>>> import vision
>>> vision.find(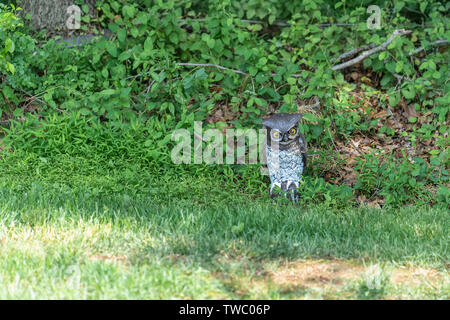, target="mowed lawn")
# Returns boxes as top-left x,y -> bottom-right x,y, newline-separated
0,182 -> 448,299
